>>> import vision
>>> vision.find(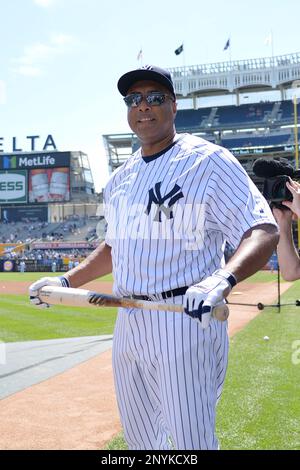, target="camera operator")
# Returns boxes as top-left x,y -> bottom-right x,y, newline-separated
253,158 -> 300,281
273,178 -> 300,281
